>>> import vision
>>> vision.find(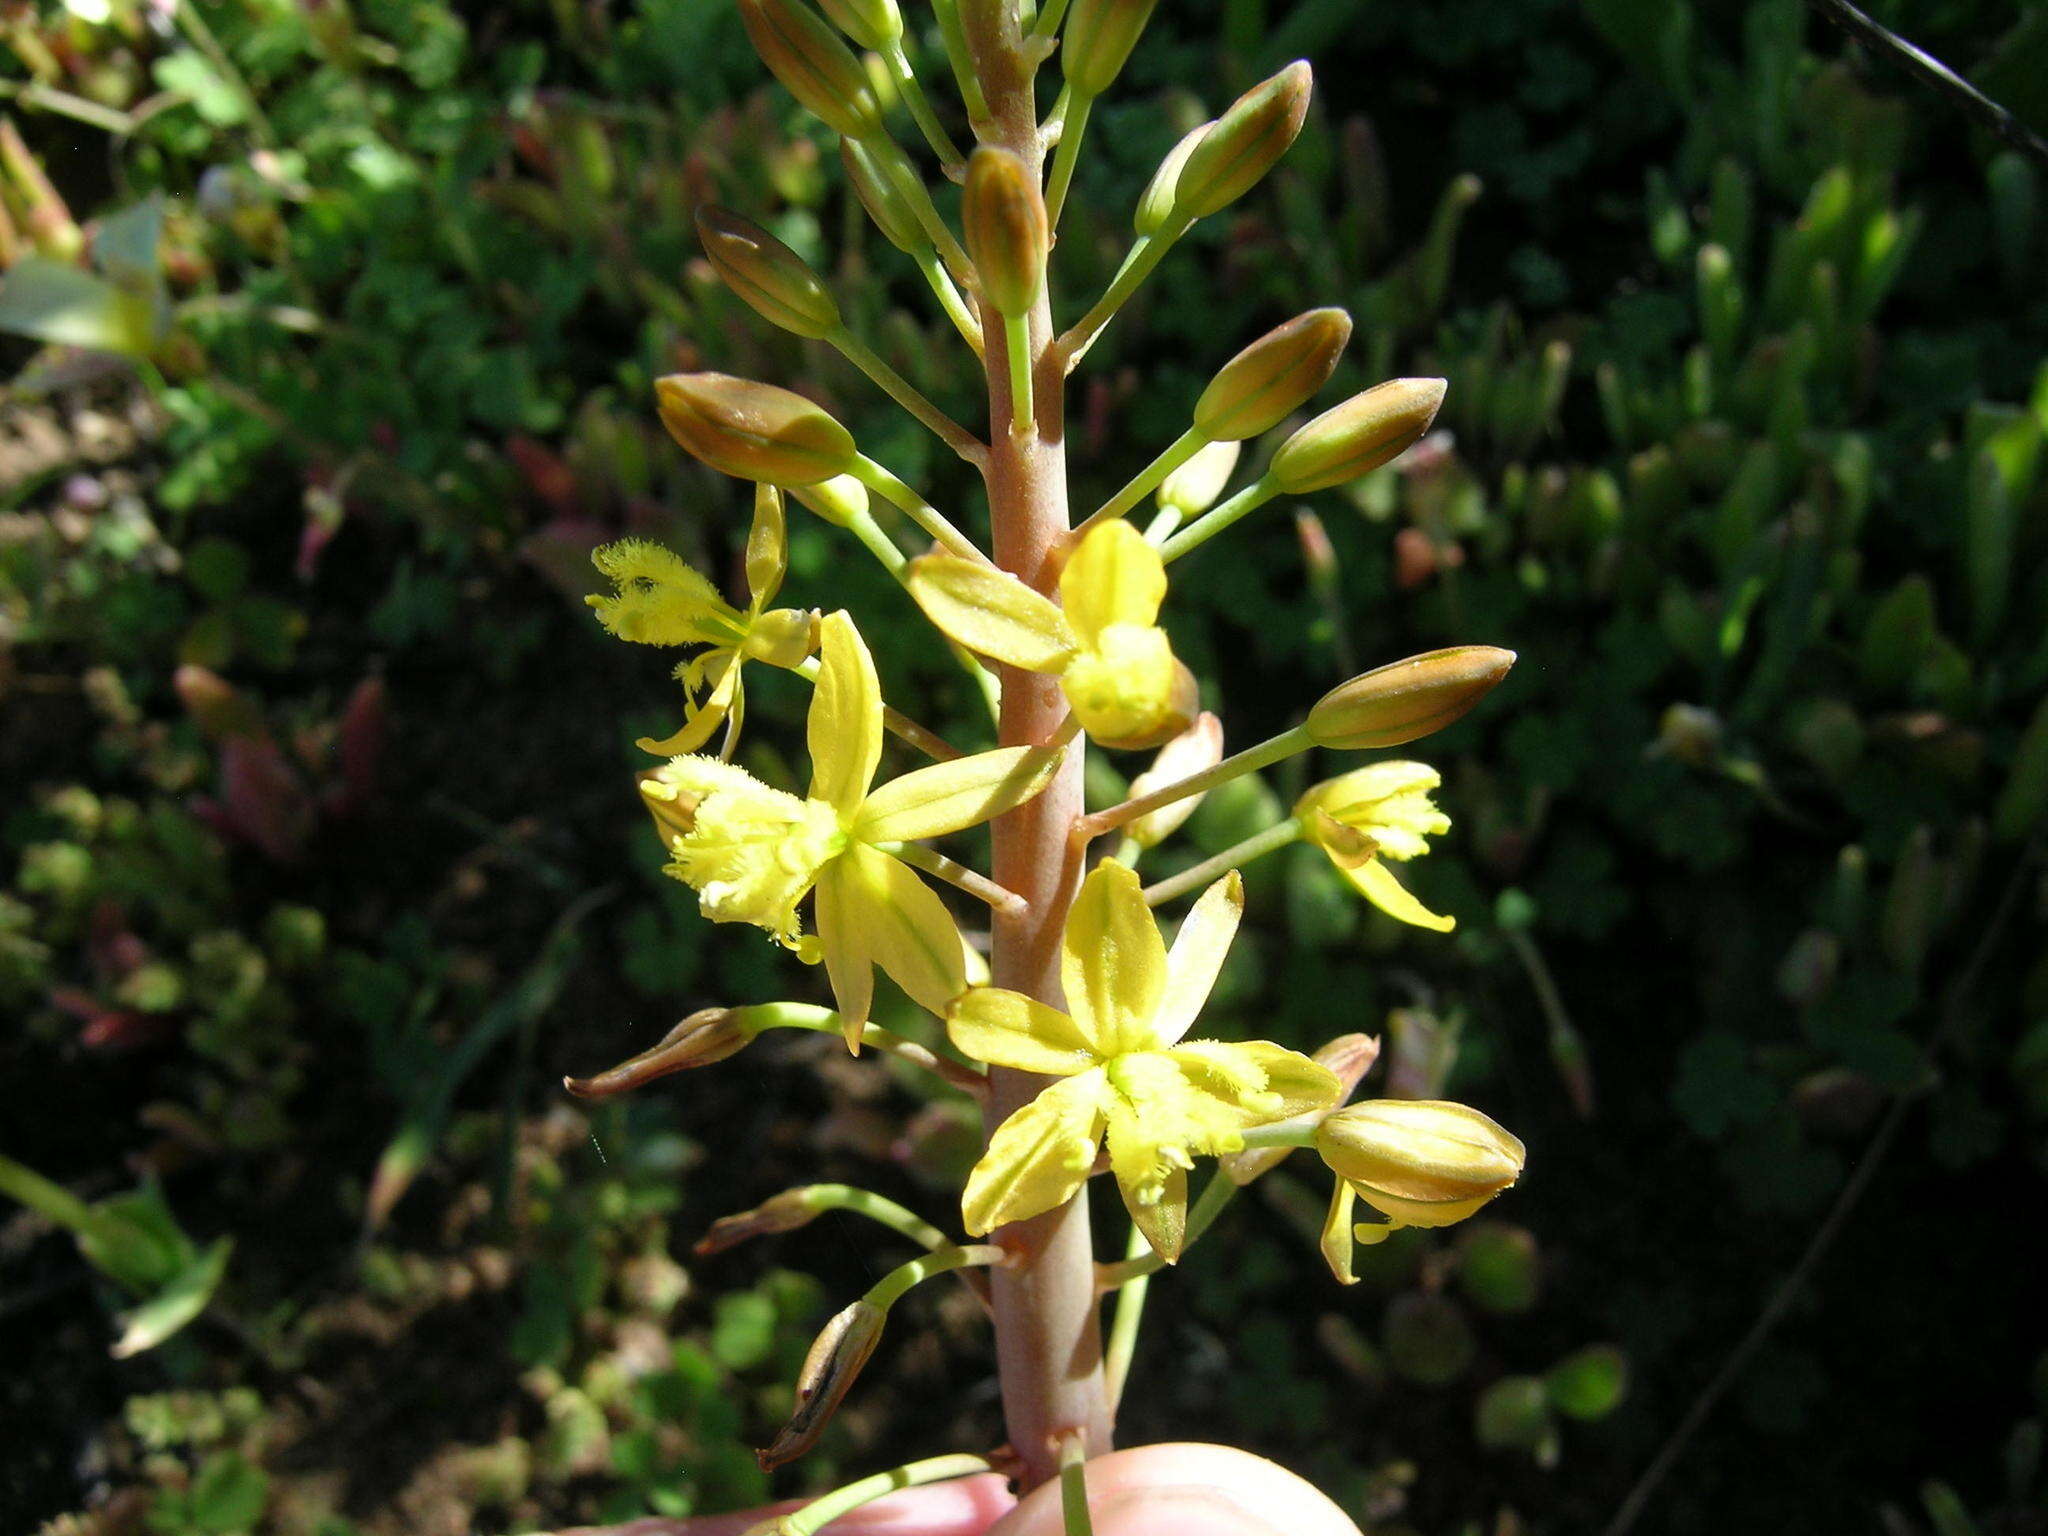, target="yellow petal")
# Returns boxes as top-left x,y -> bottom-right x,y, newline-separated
829,842 -> 968,1025
947,987 -> 1101,1075
814,855 -> 873,1050
961,1070 -> 1110,1235
1062,860 -> 1166,1054
634,697 -> 728,756
1116,1156 -> 1187,1264
1061,625 -> 1191,750
1342,857 -> 1457,932
1172,1039 -> 1341,1121
905,554 -> 1078,673
852,745 -> 1064,844
809,611 -> 883,818
589,539 -> 743,646
1060,521 -> 1165,645
1150,871 -> 1242,1048
1320,1179 -> 1358,1285
745,483 -> 789,609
